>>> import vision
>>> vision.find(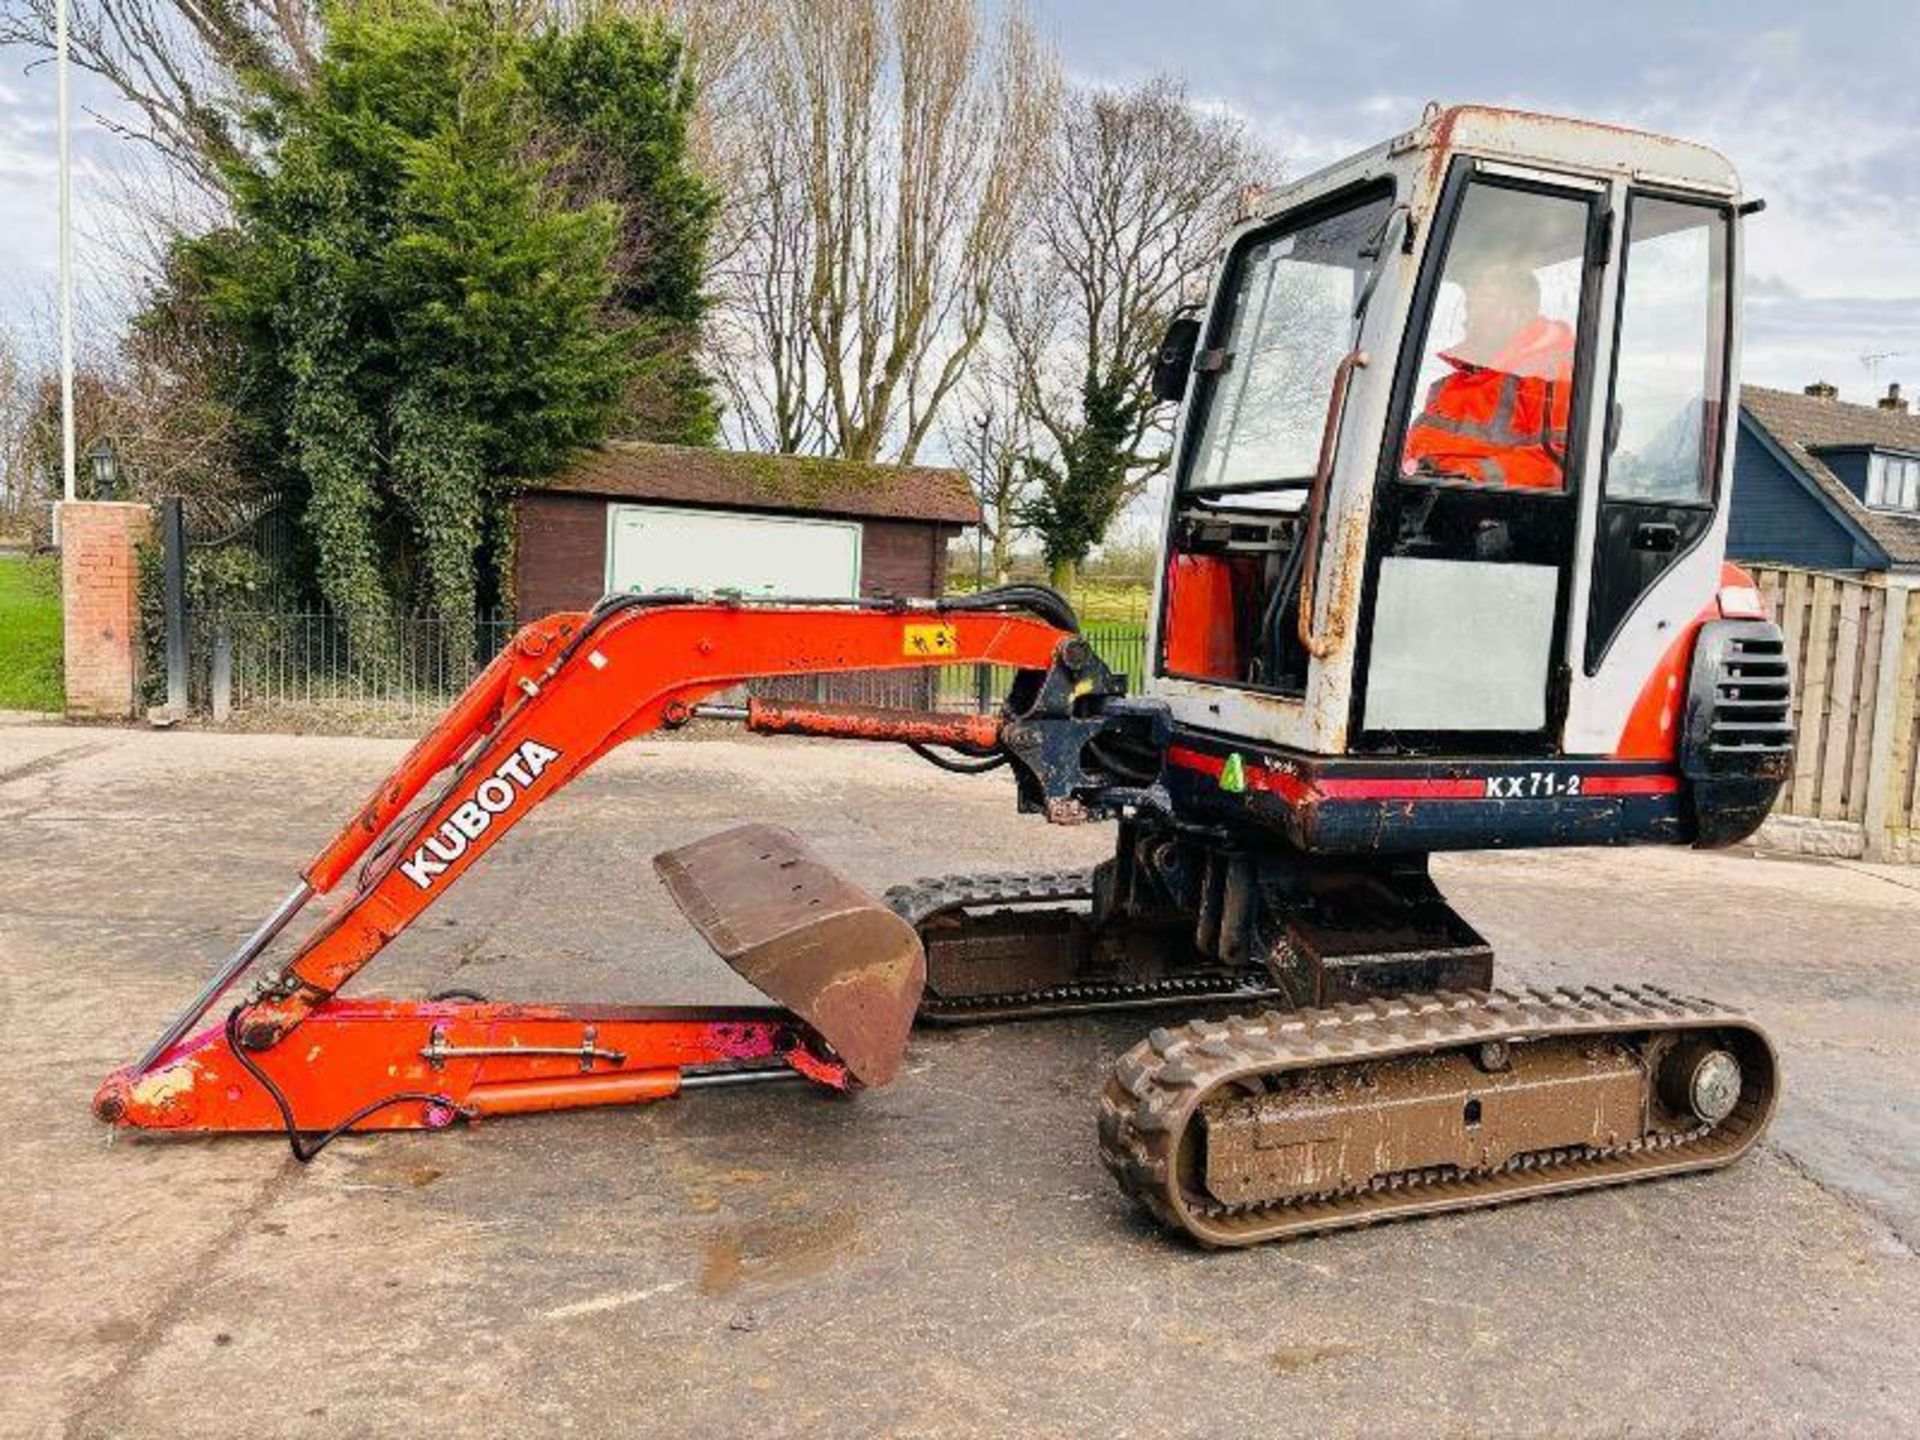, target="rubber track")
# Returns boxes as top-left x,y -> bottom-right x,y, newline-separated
884,870 -> 1284,1022
884,869 -> 1098,928
1098,984 -> 1779,1247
